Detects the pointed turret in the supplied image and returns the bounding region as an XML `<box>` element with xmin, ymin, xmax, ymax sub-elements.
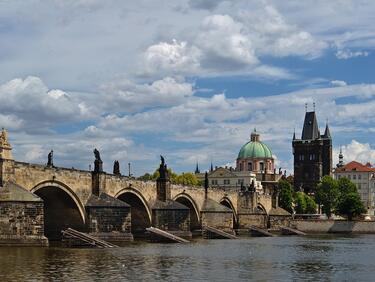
<box><xmin>323</xmin><ymin>122</ymin><xmax>331</xmax><ymax>139</ymax></box>
<box><xmin>210</xmin><ymin>162</ymin><xmax>213</xmax><ymax>172</ymax></box>
<box><xmin>195</xmin><ymin>162</ymin><xmax>200</xmax><ymax>174</ymax></box>
<box><xmin>293</xmin><ymin>129</ymin><xmax>296</xmax><ymax>140</ymax></box>
<box><xmin>301</xmin><ymin>111</ymin><xmax>320</xmax><ymax>140</ymax></box>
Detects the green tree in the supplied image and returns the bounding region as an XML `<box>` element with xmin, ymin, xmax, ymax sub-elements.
<box><xmin>315</xmin><ymin>176</ymin><xmax>339</xmax><ymax>218</ymax></box>
<box><xmin>336</xmin><ymin>192</ymin><xmax>366</xmax><ymax>220</ymax></box>
<box><xmin>305</xmin><ymin>194</ymin><xmax>317</xmax><ymax>214</ymax></box>
<box><xmin>294</xmin><ymin>192</ymin><xmax>307</xmax><ymax>214</ymax></box>
<box><xmin>278</xmin><ymin>179</ymin><xmax>293</xmax><ymax>213</ymax></box>
<box><xmin>175</xmin><ymin>172</ymin><xmax>199</xmax><ymax>186</ymax></box>
<box><xmin>337</xmin><ymin>177</ymin><xmax>357</xmax><ymax>195</ymax></box>
<box><xmin>336</xmin><ymin>177</ymin><xmax>366</xmax><ymax>220</ymax></box>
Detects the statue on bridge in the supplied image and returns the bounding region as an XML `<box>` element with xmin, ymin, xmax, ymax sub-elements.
<box><xmin>113</xmin><ymin>160</ymin><xmax>120</xmax><ymax>175</ymax></box>
<box><xmin>158</xmin><ymin>155</ymin><xmax>168</xmax><ymax>179</ymax></box>
<box><xmin>47</xmin><ymin>150</ymin><xmax>54</xmax><ymax>167</ymax></box>
<box><xmin>93</xmin><ymin>148</ymin><xmax>103</xmax><ymax>173</ymax></box>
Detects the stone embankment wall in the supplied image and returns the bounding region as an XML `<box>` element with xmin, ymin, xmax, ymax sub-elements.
<box><xmin>292</xmin><ymin>219</ymin><xmax>375</xmax><ymax>233</ymax></box>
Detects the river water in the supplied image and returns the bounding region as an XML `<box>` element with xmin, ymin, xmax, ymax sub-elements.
<box><xmin>1</xmin><ymin>234</ymin><xmax>375</xmax><ymax>281</ymax></box>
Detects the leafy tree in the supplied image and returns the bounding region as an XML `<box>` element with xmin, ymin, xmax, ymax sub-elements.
<box><xmin>175</xmin><ymin>172</ymin><xmax>199</xmax><ymax>186</ymax></box>
<box><xmin>336</xmin><ymin>192</ymin><xmax>366</xmax><ymax>220</ymax></box>
<box><xmin>315</xmin><ymin>176</ymin><xmax>339</xmax><ymax>218</ymax></box>
<box><xmin>278</xmin><ymin>179</ymin><xmax>294</xmax><ymax>213</ymax></box>
<box><xmin>138</xmin><ymin>169</ymin><xmax>200</xmax><ymax>186</ymax></box>
<box><xmin>294</xmin><ymin>192</ymin><xmax>307</xmax><ymax>214</ymax></box>
<box><xmin>336</xmin><ymin>177</ymin><xmax>366</xmax><ymax>220</ymax></box>
<box><xmin>304</xmin><ymin>194</ymin><xmax>317</xmax><ymax>214</ymax></box>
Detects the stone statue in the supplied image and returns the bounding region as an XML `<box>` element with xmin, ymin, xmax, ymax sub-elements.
<box><xmin>94</xmin><ymin>148</ymin><xmax>102</xmax><ymax>162</ymax></box>
<box><xmin>113</xmin><ymin>160</ymin><xmax>120</xmax><ymax>175</ymax></box>
<box><xmin>47</xmin><ymin>150</ymin><xmax>53</xmax><ymax>167</ymax></box>
<box><xmin>158</xmin><ymin>155</ymin><xmax>168</xmax><ymax>179</ymax></box>
<box><xmin>93</xmin><ymin>148</ymin><xmax>103</xmax><ymax>172</ymax></box>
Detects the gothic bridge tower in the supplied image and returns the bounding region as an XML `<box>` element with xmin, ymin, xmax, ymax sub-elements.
<box><xmin>292</xmin><ymin>109</ymin><xmax>332</xmax><ymax>194</ymax></box>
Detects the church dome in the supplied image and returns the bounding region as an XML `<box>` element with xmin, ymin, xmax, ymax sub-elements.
<box><xmin>237</xmin><ymin>131</ymin><xmax>273</xmax><ymax>159</ymax></box>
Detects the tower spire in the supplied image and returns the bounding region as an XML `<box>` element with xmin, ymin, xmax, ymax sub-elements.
<box><xmin>323</xmin><ymin>119</ymin><xmax>331</xmax><ymax>139</ymax></box>
<box><xmin>293</xmin><ymin>128</ymin><xmax>296</xmax><ymax>140</ymax></box>
<box><xmin>195</xmin><ymin>162</ymin><xmax>200</xmax><ymax>174</ymax></box>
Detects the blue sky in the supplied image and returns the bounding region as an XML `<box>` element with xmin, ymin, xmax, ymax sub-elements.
<box><xmin>1</xmin><ymin>0</ymin><xmax>375</xmax><ymax>175</ymax></box>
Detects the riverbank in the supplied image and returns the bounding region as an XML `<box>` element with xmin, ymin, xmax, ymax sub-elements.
<box><xmin>291</xmin><ymin>219</ymin><xmax>375</xmax><ymax>233</ymax></box>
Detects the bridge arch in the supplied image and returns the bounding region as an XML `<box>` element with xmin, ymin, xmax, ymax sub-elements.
<box><xmin>173</xmin><ymin>193</ymin><xmax>200</xmax><ymax>231</ymax></box>
<box><xmin>220</xmin><ymin>197</ymin><xmax>238</xmax><ymax>228</ymax></box>
<box><xmin>115</xmin><ymin>188</ymin><xmax>152</xmax><ymax>236</ymax></box>
<box><xmin>31</xmin><ymin>180</ymin><xmax>86</xmax><ymax>240</ymax></box>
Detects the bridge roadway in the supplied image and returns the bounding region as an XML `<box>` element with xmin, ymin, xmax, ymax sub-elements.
<box><xmin>6</xmin><ymin>159</ymin><xmax>273</xmax><ymax>234</ymax></box>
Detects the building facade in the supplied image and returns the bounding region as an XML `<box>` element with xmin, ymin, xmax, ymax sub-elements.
<box><xmin>293</xmin><ymin>111</ymin><xmax>332</xmax><ymax>193</ymax></box>
<box><xmin>334</xmin><ymin>161</ymin><xmax>375</xmax><ymax>215</ymax></box>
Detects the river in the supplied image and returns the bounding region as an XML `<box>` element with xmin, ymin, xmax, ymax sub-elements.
<box><xmin>1</xmin><ymin>234</ymin><xmax>375</xmax><ymax>281</ymax></box>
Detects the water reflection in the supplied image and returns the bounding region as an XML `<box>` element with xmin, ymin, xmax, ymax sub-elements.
<box><xmin>1</xmin><ymin>235</ymin><xmax>375</xmax><ymax>281</ymax></box>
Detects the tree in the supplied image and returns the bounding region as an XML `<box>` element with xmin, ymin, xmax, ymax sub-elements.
<box><xmin>315</xmin><ymin>176</ymin><xmax>339</xmax><ymax>218</ymax></box>
<box><xmin>278</xmin><ymin>179</ymin><xmax>293</xmax><ymax>213</ymax></box>
<box><xmin>175</xmin><ymin>172</ymin><xmax>200</xmax><ymax>186</ymax></box>
<box><xmin>294</xmin><ymin>192</ymin><xmax>307</xmax><ymax>214</ymax></box>
<box><xmin>305</xmin><ymin>194</ymin><xmax>317</xmax><ymax>214</ymax></box>
<box><xmin>336</xmin><ymin>192</ymin><xmax>366</xmax><ymax>220</ymax></box>
<box><xmin>336</xmin><ymin>177</ymin><xmax>366</xmax><ymax>220</ymax></box>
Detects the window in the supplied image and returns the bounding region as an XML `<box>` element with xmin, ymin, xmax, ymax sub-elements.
<box><xmin>211</xmin><ymin>180</ymin><xmax>218</xmax><ymax>185</ymax></box>
<box><xmin>299</xmin><ymin>154</ymin><xmax>305</xmax><ymax>161</ymax></box>
<box><xmin>348</xmin><ymin>175</ymin><xmax>351</xmax><ymax>180</ymax></box>
<box><xmin>353</xmin><ymin>174</ymin><xmax>357</xmax><ymax>180</ymax></box>
<box><xmin>260</xmin><ymin>162</ymin><xmax>264</xmax><ymax>171</ymax></box>
<box><xmin>239</xmin><ymin>163</ymin><xmax>243</xmax><ymax>171</ymax></box>
<box><xmin>358</xmin><ymin>174</ymin><xmax>362</xmax><ymax>180</ymax></box>
<box><xmin>309</xmin><ymin>154</ymin><xmax>315</xmax><ymax>161</ymax></box>
<box><xmin>358</xmin><ymin>184</ymin><xmax>361</xmax><ymax>190</ymax></box>
<box><xmin>338</xmin><ymin>175</ymin><xmax>341</xmax><ymax>179</ymax></box>
<box><xmin>248</xmin><ymin>162</ymin><xmax>252</xmax><ymax>171</ymax></box>
<box><xmin>224</xmin><ymin>179</ymin><xmax>230</xmax><ymax>185</ymax></box>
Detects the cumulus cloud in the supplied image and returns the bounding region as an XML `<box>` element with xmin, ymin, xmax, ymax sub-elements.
<box><xmin>100</xmin><ymin>76</ymin><xmax>195</xmax><ymax>112</ymax></box>
<box><xmin>335</xmin><ymin>140</ymin><xmax>375</xmax><ymax>165</ymax></box>
<box><xmin>141</xmin><ymin>40</ymin><xmax>201</xmax><ymax>77</ymax></box>
<box><xmin>0</xmin><ymin>76</ymin><xmax>89</xmax><ymax>130</ymax></box>
<box><xmin>141</xmin><ymin>4</ymin><xmax>326</xmax><ymax>77</ymax></box>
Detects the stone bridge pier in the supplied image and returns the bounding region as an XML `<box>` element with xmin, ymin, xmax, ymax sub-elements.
<box><xmin>0</xmin><ymin>130</ymin><xmax>287</xmax><ymax>245</ymax></box>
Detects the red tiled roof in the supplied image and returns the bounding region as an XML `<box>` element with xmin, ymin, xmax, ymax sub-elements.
<box><xmin>335</xmin><ymin>161</ymin><xmax>375</xmax><ymax>173</ymax></box>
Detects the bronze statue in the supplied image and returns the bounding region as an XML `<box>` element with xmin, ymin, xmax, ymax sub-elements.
<box><xmin>93</xmin><ymin>148</ymin><xmax>103</xmax><ymax>172</ymax></box>
<box><xmin>47</xmin><ymin>150</ymin><xmax>53</xmax><ymax>167</ymax></box>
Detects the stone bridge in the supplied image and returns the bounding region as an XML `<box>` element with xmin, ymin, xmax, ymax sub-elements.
<box><xmin>0</xmin><ymin>130</ymin><xmax>282</xmax><ymax>243</ymax></box>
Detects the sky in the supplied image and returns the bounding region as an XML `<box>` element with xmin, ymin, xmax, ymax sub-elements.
<box><xmin>1</xmin><ymin>0</ymin><xmax>375</xmax><ymax>176</ymax></box>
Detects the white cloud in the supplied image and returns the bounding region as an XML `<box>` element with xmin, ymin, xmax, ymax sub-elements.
<box><xmin>100</xmin><ymin>76</ymin><xmax>194</xmax><ymax>112</ymax></box>
<box><xmin>0</xmin><ymin>76</ymin><xmax>89</xmax><ymax>130</ymax></box>
<box><xmin>335</xmin><ymin>49</ymin><xmax>369</xmax><ymax>59</ymax></box>
<box><xmin>141</xmin><ymin>40</ymin><xmax>201</xmax><ymax>77</ymax></box>
<box><xmin>331</xmin><ymin>80</ymin><xmax>347</xmax><ymax>87</ymax></box>
<box><xmin>334</xmin><ymin>140</ymin><xmax>375</xmax><ymax>166</ymax></box>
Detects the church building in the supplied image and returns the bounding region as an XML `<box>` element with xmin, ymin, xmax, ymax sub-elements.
<box><xmin>293</xmin><ymin>109</ymin><xmax>332</xmax><ymax>193</ymax></box>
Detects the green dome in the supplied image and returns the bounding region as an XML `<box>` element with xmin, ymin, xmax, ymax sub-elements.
<box><xmin>237</xmin><ymin>141</ymin><xmax>273</xmax><ymax>159</ymax></box>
